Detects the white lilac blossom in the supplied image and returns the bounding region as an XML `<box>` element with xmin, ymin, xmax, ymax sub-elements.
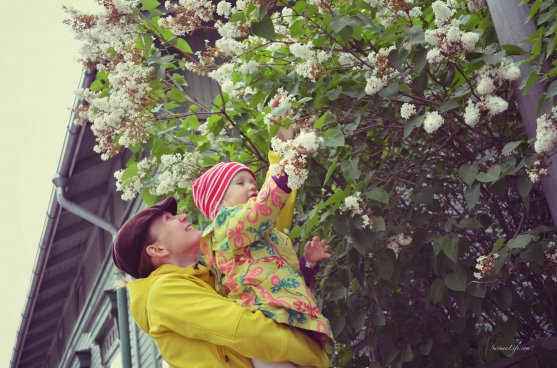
<box><xmin>431</xmin><ymin>1</ymin><xmax>455</xmax><ymax>27</ymax></box>
<box><xmin>288</xmin><ymin>42</ymin><xmax>330</xmax><ymax>81</ymax></box>
<box><xmin>290</xmin><ymin>42</ymin><xmax>314</xmax><ymax>59</ymax></box>
<box><xmin>114</xmin><ymin>157</ymin><xmax>155</xmax><ymax>200</ymax></box>
<box><xmin>364</xmin><ymin>46</ymin><xmax>397</xmax><ymax>95</ymax></box>
<box><xmin>426</xmin><ymin>48</ymin><xmax>444</xmax><ymax>65</ymax></box>
<box><xmin>64</xmin><ymin>4</ymin><xmax>139</xmax><ymax>65</ymax></box>
<box><xmin>534</xmin><ymin>106</ymin><xmax>557</xmax><ymax>154</ymax></box>
<box><xmin>474</xmin><ymin>253</ymin><xmax>499</xmax><ymax>279</ymax></box>
<box><xmin>216</xmin><ymin>1</ymin><xmax>233</xmax><ymax>18</ymax></box>
<box><xmin>216</xmin><ymin>21</ymin><xmax>243</xmax><ymax>39</ymax></box>
<box><xmin>215</xmin><ymin>37</ymin><xmax>247</xmax><ymax>57</ymax></box>
<box><xmin>386</xmin><ymin>232</ymin><xmax>413</xmax><ymax>258</ymax></box>
<box><xmin>424</xmin><ymin>2</ymin><xmax>480</xmax><ymax>64</ymax></box>
<box><xmin>263</xmin><ymin>88</ymin><xmax>297</xmax><ymax>127</ymax></box>
<box><xmin>160</xmin><ymin>0</ymin><xmax>215</xmax><ymax>36</ymax></box>
<box><xmin>423</xmin><ymin>111</ymin><xmax>444</xmax><ymax>133</ymax></box>
<box><xmin>527</xmin><ymin>160</ymin><xmax>550</xmax><ymax>183</ymax></box>
<box><xmin>408</xmin><ymin>6</ymin><xmax>422</xmax><ymax>18</ymax></box>
<box><xmin>238</xmin><ymin>60</ymin><xmax>259</xmax><ymax>75</ymax></box>
<box><xmin>400</xmin><ymin>103</ymin><xmax>417</xmax><ymax>120</ymax></box>
<box><xmin>464</xmin><ymin>100</ymin><xmax>481</xmax><ymax>127</ymax></box>
<box><xmin>467</xmin><ymin>0</ymin><xmax>487</xmax><ymax>12</ymax></box>
<box><xmin>483</xmin><ymin>95</ymin><xmax>508</xmax><ymax>115</ymax></box>
<box><xmin>270</xmin><ymin>130</ymin><xmax>322</xmax><ymax>189</ymax></box>
<box><xmin>340</xmin><ymin>192</ymin><xmax>373</xmax><ymax>229</ymax></box>
<box><xmin>152</xmin><ymin>152</ymin><xmax>203</xmax><ymax>195</ymax></box>
<box><xmin>542</xmin><ymin>242</ymin><xmax>557</xmax><ymax>282</ymax></box>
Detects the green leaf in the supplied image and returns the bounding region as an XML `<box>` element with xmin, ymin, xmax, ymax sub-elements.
<box><xmin>468</xmin><ymin>283</ymin><xmax>487</xmax><ymax>298</ymax></box>
<box><xmin>167</xmin><ymin>87</ymin><xmax>186</xmax><ymax>102</ymax></box>
<box><xmin>444</xmin><ymin>270</ymin><xmax>467</xmax><ymax>292</ymax></box>
<box><xmin>250</xmin><ymin>15</ymin><xmax>276</xmax><ymax>40</ymax></box>
<box><xmin>141</xmin><ymin>0</ymin><xmax>160</xmax><ymax>10</ymax></box>
<box><xmin>517</xmin><ymin>173</ymin><xmax>533</xmax><ymax>199</ymax></box>
<box><xmin>521</xmin><ymin>67</ymin><xmax>540</xmax><ymax>94</ymax></box>
<box><xmin>313</xmin><ymin>112</ymin><xmax>329</xmax><ymax>129</ymax></box>
<box><xmin>458</xmin><ymin>162</ymin><xmax>478</xmax><ymax>186</ymax></box>
<box><xmin>289</xmin><ymin>18</ymin><xmax>305</xmax><ymax>37</ymax></box>
<box><xmin>476</xmin><ymin>165</ymin><xmax>501</xmax><ymax>183</ymax></box>
<box><xmin>372</xmin><ymin>308</ymin><xmax>386</xmax><ymax>326</ymax></box>
<box><xmin>442</xmin><ymin>236</ymin><xmax>459</xmax><ymax>263</ymax></box>
<box><xmin>501</xmin><ymin>44</ymin><xmax>528</xmax><ymax>56</ymax></box>
<box><xmin>464</xmin><ymin>184</ymin><xmax>480</xmax><ymax>209</ymax></box>
<box><xmin>323</xmin><ymin>126</ymin><xmax>345</xmax><ymax>147</ymax></box>
<box><xmin>439</xmin><ymin>99</ymin><xmax>459</xmax><ymax>112</ymax></box>
<box><xmin>372</xmin><ymin>216</ymin><xmax>385</xmax><ymax>232</ymax></box>
<box><xmin>330</xmin><ymin>15</ymin><xmax>356</xmax><ymax>41</ymax></box>
<box><xmin>456</xmin><ymin>217</ymin><xmax>483</xmax><ymax>229</ymax></box>
<box><xmin>507</xmin><ymin>234</ymin><xmax>533</xmax><ymax>249</ymax></box>
<box><xmin>342</xmin><ymin>158</ymin><xmax>361</xmax><ymax>180</ymax></box>
<box><xmin>378</xmin><ymin>82</ymin><xmax>400</xmax><ymax>98</ymax></box>
<box><xmin>492</xmin><ymin>237</ymin><xmax>505</xmax><ymax>254</ymax></box>
<box><xmin>366</xmin><ymin>187</ymin><xmax>389</xmax><ymax>204</ymax></box>
<box><xmin>546</xmin><ymin>80</ymin><xmax>557</xmax><ymax>99</ymax></box>
<box><xmin>502</xmin><ymin>140</ymin><xmax>523</xmax><ymax>156</ymax></box>
<box><xmin>403</xmin><ymin>115</ymin><xmax>424</xmax><ymax>138</ymax></box>
<box><xmin>172</xmin><ymin>38</ymin><xmax>193</xmax><ymax>54</ymax></box>
<box><xmin>430</xmin><ymin>279</ymin><xmax>446</xmax><ymax>303</ymax></box>
<box><xmin>323</xmin><ymin>162</ymin><xmax>337</xmax><ymax>186</ymax></box>
<box><xmin>372</xmin><ymin>252</ymin><xmax>393</xmax><ymax>281</ymax></box>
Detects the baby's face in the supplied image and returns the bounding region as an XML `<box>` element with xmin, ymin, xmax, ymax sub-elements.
<box><xmin>222</xmin><ymin>170</ymin><xmax>258</xmax><ymax>207</ymax></box>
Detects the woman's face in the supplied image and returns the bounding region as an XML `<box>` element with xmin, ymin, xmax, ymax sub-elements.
<box><xmin>148</xmin><ymin>212</ymin><xmax>202</xmax><ymax>257</ymax></box>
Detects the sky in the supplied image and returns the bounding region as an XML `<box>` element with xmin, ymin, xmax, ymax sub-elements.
<box><xmin>0</xmin><ymin>1</ymin><xmax>100</xmax><ymax>365</ymax></box>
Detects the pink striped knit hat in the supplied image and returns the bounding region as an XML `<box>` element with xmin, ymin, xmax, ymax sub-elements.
<box><xmin>192</xmin><ymin>162</ymin><xmax>256</xmax><ymax>220</ymax></box>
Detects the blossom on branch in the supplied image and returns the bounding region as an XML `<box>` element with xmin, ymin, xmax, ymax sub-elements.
<box><xmin>270</xmin><ymin>130</ymin><xmax>322</xmax><ymax>189</ymax></box>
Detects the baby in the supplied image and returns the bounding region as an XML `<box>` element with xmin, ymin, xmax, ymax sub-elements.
<box><xmin>192</xmin><ymin>161</ymin><xmax>333</xmax><ymax>345</ymax></box>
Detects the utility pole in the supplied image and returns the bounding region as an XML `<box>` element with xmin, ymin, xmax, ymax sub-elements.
<box><xmin>487</xmin><ymin>0</ymin><xmax>557</xmax><ymax>226</ymax></box>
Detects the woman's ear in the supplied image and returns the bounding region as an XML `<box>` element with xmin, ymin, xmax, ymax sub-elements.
<box><xmin>145</xmin><ymin>244</ymin><xmax>169</xmax><ymax>258</ymax></box>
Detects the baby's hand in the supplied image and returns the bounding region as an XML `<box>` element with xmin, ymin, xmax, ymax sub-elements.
<box><xmin>303</xmin><ymin>236</ymin><xmax>331</xmax><ymax>267</ymax></box>
<box><xmin>269</xmin><ymin>95</ymin><xmax>295</xmax><ymax>141</ymax></box>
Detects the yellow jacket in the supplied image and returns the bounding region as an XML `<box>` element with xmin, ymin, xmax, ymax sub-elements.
<box><xmin>127</xmin><ymin>263</ymin><xmax>329</xmax><ymax>368</ymax></box>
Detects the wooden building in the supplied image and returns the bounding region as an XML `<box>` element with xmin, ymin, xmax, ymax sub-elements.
<box><xmin>11</xmin><ymin>34</ymin><xmax>217</xmax><ymax>367</ymax></box>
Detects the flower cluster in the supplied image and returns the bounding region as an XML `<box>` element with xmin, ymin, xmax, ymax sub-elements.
<box><xmin>65</xmin><ymin>2</ymin><xmax>158</xmax><ymax>159</ymax></box>
<box><xmin>464</xmin><ymin>58</ymin><xmax>521</xmax><ymax>127</ymax></box>
<box><xmin>270</xmin><ymin>130</ymin><xmax>322</xmax><ymax>189</ymax></box>
<box><xmin>474</xmin><ymin>253</ymin><xmax>499</xmax><ymax>280</ymax></box>
<box><xmin>386</xmin><ymin>232</ymin><xmax>413</xmax><ymax>258</ymax></box>
<box><xmin>425</xmin><ymin>1</ymin><xmax>480</xmax><ymax>64</ymax></box>
<box><xmin>151</xmin><ymin>152</ymin><xmax>203</xmax><ymax>195</ymax></box>
<box><xmin>542</xmin><ymin>241</ymin><xmax>557</xmax><ymax>282</ymax></box>
<box><xmin>114</xmin><ymin>157</ymin><xmax>155</xmax><ymax>200</ymax></box>
<box><xmin>400</xmin><ymin>103</ymin><xmax>417</xmax><ymax>120</ymax></box>
<box><xmin>423</xmin><ymin>111</ymin><xmax>445</xmax><ymax>133</ymax></box>
<box><xmin>534</xmin><ymin>106</ymin><xmax>557</xmax><ymax>154</ymax></box>
<box><xmin>467</xmin><ymin>0</ymin><xmax>487</xmax><ymax>12</ymax></box>
<box><xmin>77</xmin><ymin>61</ymin><xmax>156</xmax><ymax>159</ymax></box>
<box><xmin>363</xmin><ymin>0</ymin><xmax>423</xmax><ymax>27</ymax></box>
<box><xmin>263</xmin><ymin>88</ymin><xmax>297</xmax><ymax>127</ymax></box>
<box><xmin>160</xmin><ymin>0</ymin><xmax>215</xmax><ymax>36</ymax></box>
<box><xmin>364</xmin><ymin>46</ymin><xmax>397</xmax><ymax>96</ymax></box>
<box><xmin>63</xmin><ymin>1</ymin><xmax>140</xmax><ymax>67</ymax></box>
<box><xmin>289</xmin><ymin>41</ymin><xmax>330</xmax><ymax>81</ymax></box>
<box><xmin>527</xmin><ymin>159</ymin><xmax>550</xmax><ymax>183</ymax></box>
<box><xmin>340</xmin><ymin>192</ymin><xmax>373</xmax><ymax>229</ymax></box>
